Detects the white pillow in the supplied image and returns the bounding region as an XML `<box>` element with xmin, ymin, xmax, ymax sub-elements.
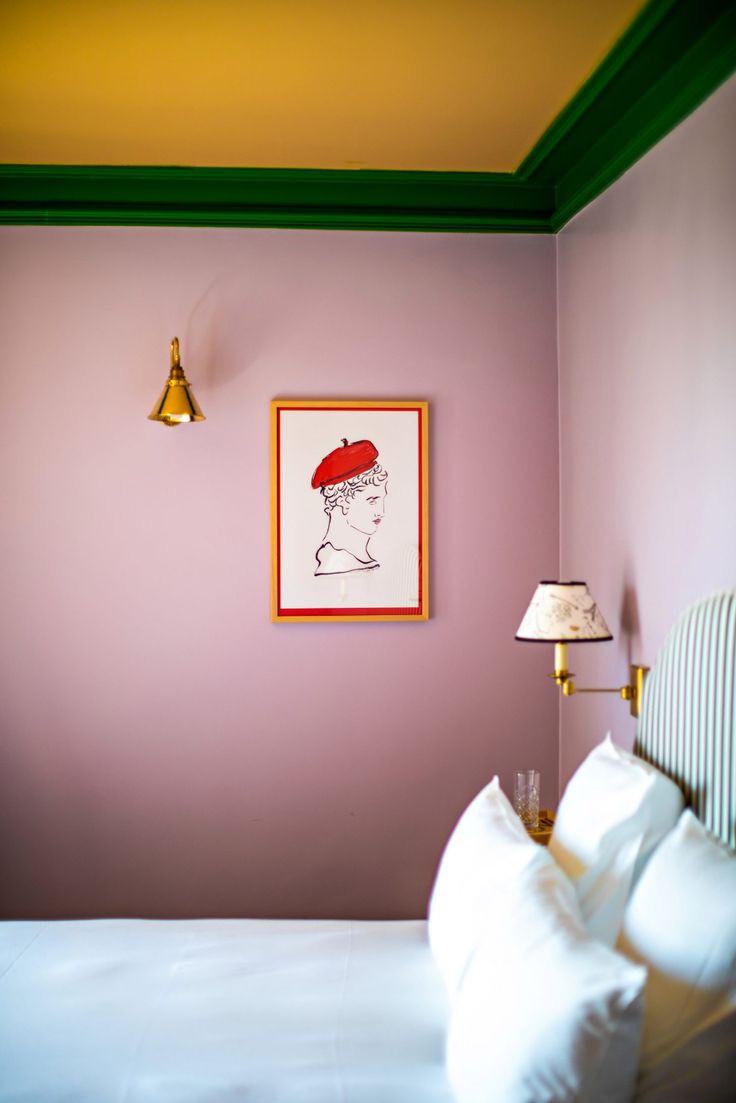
<box><xmin>447</xmin><ymin>853</ymin><xmax>646</xmax><ymax>1103</ymax></box>
<box><xmin>617</xmin><ymin>810</ymin><xmax>736</xmax><ymax>1078</ymax></box>
<box><xmin>428</xmin><ymin>776</ymin><xmax>548</xmax><ymax>997</ymax></box>
<box><xmin>549</xmin><ymin>734</ymin><xmax>684</xmax><ymax>944</ymax></box>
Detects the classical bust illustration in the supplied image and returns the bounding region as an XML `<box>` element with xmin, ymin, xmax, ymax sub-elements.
<box><xmin>311</xmin><ymin>438</ymin><xmax>388</xmax><ymax>576</ymax></box>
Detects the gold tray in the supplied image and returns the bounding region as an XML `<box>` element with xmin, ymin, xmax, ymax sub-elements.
<box><xmin>528</xmin><ymin>809</ymin><xmax>556</xmax><ymax>846</ymax></box>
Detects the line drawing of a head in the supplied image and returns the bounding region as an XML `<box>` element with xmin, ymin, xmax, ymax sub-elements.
<box><xmin>310</xmin><ymin>438</ymin><xmax>389</xmax><ymax>575</ymax></box>
<box><xmin>320</xmin><ymin>465</ymin><xmax>388</xmax><ymax>534</ymax></box>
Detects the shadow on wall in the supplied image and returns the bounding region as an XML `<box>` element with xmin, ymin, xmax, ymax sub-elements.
<box><xmin>184</xmin><ymin>275</ymin><xmax>276</xmax><ymax>391</ymax></box>
<box><xmin>619</xmin><ymin>575</ymin><xmax>642</xmax><ymax>666</ymax></box>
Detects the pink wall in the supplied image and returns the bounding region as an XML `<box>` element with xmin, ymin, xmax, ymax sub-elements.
<box><xmin>0</xmin><ymin>228</ymin><xmax>559</xmax><ymax>918</ymax></box>
<box><xmin>556</xmin><ymin>75</ymin><xmax>736</xmax><ymax>786</ymax></box>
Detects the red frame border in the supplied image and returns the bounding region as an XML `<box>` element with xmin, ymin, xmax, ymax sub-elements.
<box><xmin>274</xmin><ymin>404</ymin><xmax>426</xmax><ymax>620</ymax></box>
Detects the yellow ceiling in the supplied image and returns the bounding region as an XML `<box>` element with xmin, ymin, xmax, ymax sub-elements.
<box><xmin>0</xmin><ymin>0</ymin><xmax>647</xmax><ymax>172</ymax></box>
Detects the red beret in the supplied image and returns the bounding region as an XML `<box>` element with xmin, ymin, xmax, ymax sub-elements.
<box><xmin>311</xmin><ymin>438</ymin><xmax>379</xmax><ymax>489</ymax></box>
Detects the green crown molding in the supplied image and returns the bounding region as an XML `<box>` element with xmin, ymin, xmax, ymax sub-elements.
<box><xmin>522</xmin><ymin>0</ymin><xmax>736</xmax><ymax>230</ymax></box>
<box><xmin>0</xmin><ymin>165</ymin><xmax>554</xmax><ymax>233</ymax></box>
<box><xmin>0</xmin><ymin>0</ymin><xmax>734</xmax><ymax>233</ymax></box>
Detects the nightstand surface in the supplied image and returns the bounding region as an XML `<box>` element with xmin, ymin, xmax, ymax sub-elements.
<box><xmin>528</xmin><ymin>809</ymin><xmax>556</xmax><ymax>846</ymax></box>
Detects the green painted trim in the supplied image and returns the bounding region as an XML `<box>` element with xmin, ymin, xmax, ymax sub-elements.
<box><xmin>551</xmin><ymin>6</ymin><xmax>736</xmax><ymax>230</ymax></box>
<box><xmin>0</xmin><ymin>165</ymin><xmax>554</xmax><ymax>233</ymax></box>
<box><xmin>0</xmin><ymin>0</ymin><xmax>733</xmax><ymax>233</ymax></box>
<box><xmin>517</xmin><ymin>0</ymin><xmax>682</xmax><ymax>182</ymax></box>
<box><xmin>520</xmin><ymin>0</ymin><xmax>736</xmax><ymax>230</ymax></box>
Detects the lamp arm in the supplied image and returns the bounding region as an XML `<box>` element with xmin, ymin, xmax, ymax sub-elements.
<box><xmin>563</xmin><ymin>684</ymin><xmax>632</xmax><ymax>696</ymax></box>
<box><xmin>549</xmin><ymin>655</ymin><xmax>648</xmax><ymax>718</ymax></box>
<box><xmin>569</xmin><ymin>683</ymin><xmax>631</xmax><ymax>692</ymax></box>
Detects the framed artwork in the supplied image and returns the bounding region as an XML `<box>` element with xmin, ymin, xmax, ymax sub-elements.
<box><xmin>271</xmin><ymin>399</ymin><xmax>429</xmax><ymax>622</ymax></box>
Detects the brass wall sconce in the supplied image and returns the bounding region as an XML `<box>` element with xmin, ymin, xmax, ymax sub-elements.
<box><xmin>148</xmin><ymin>337</ymin><xmax>206</xmax><ymax>427</ymax></box>
<box><xmin>516</xmin><ymin>581</ymin><xmax>648</xmax><ymax>718</ymax></box>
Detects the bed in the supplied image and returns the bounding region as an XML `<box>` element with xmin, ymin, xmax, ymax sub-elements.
<box><xmin>1</xmin><ymin>589</ymin><xmax>734</xmax><ymax>1102</ymax></box>
<box><xmin>0</xmin><ymin>918</ymin><xmax>452</xmax><ymax>1102</ymax></box>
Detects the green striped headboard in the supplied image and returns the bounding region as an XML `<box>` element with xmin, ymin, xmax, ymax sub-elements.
<box><xmin>635</xmin><ymin>589</ymin><xmax>736</xmax><ymax>849</ymax></box>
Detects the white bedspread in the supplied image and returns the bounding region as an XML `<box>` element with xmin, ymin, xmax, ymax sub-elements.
<box><xmin>0</xmin><ymin>918</ymin><xmax>453</xmax><ymax>1102</ymax></box>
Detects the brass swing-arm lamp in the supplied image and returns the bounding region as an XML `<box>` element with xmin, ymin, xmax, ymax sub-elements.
<box><xmin>516</xmin><ymin>581</ymin><xmax>648</xmax><ymax>718</ymax></box>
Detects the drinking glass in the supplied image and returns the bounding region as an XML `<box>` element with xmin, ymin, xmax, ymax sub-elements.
<box><xmin>514</xmin><ymin>769</ymin><xmax>540</xmax><ymax>830</ymax></box>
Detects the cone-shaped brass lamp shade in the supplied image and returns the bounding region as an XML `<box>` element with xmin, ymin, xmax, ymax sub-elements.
<box><xmin>148</xmin><ymin>337</ymin><xmax>206</xmax><ymax>426</ymax></box>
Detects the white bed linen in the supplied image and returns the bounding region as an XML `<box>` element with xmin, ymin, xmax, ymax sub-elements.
<box><xmin>0</xmin><ymin>918</ymin><xmax>453</xmax><ymax>1103</ymax></box>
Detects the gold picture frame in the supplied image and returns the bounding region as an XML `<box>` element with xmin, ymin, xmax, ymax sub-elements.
<box><xmin>271</xmin><ymin>399</ymin><xmax>429</xmax><ymax>622</ymax></box>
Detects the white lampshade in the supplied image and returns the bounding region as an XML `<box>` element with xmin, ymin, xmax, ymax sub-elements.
<box><xmin>515</xmin><ymin>581</ymin><xmax>612</xmax><ymax>643</ymax></box>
